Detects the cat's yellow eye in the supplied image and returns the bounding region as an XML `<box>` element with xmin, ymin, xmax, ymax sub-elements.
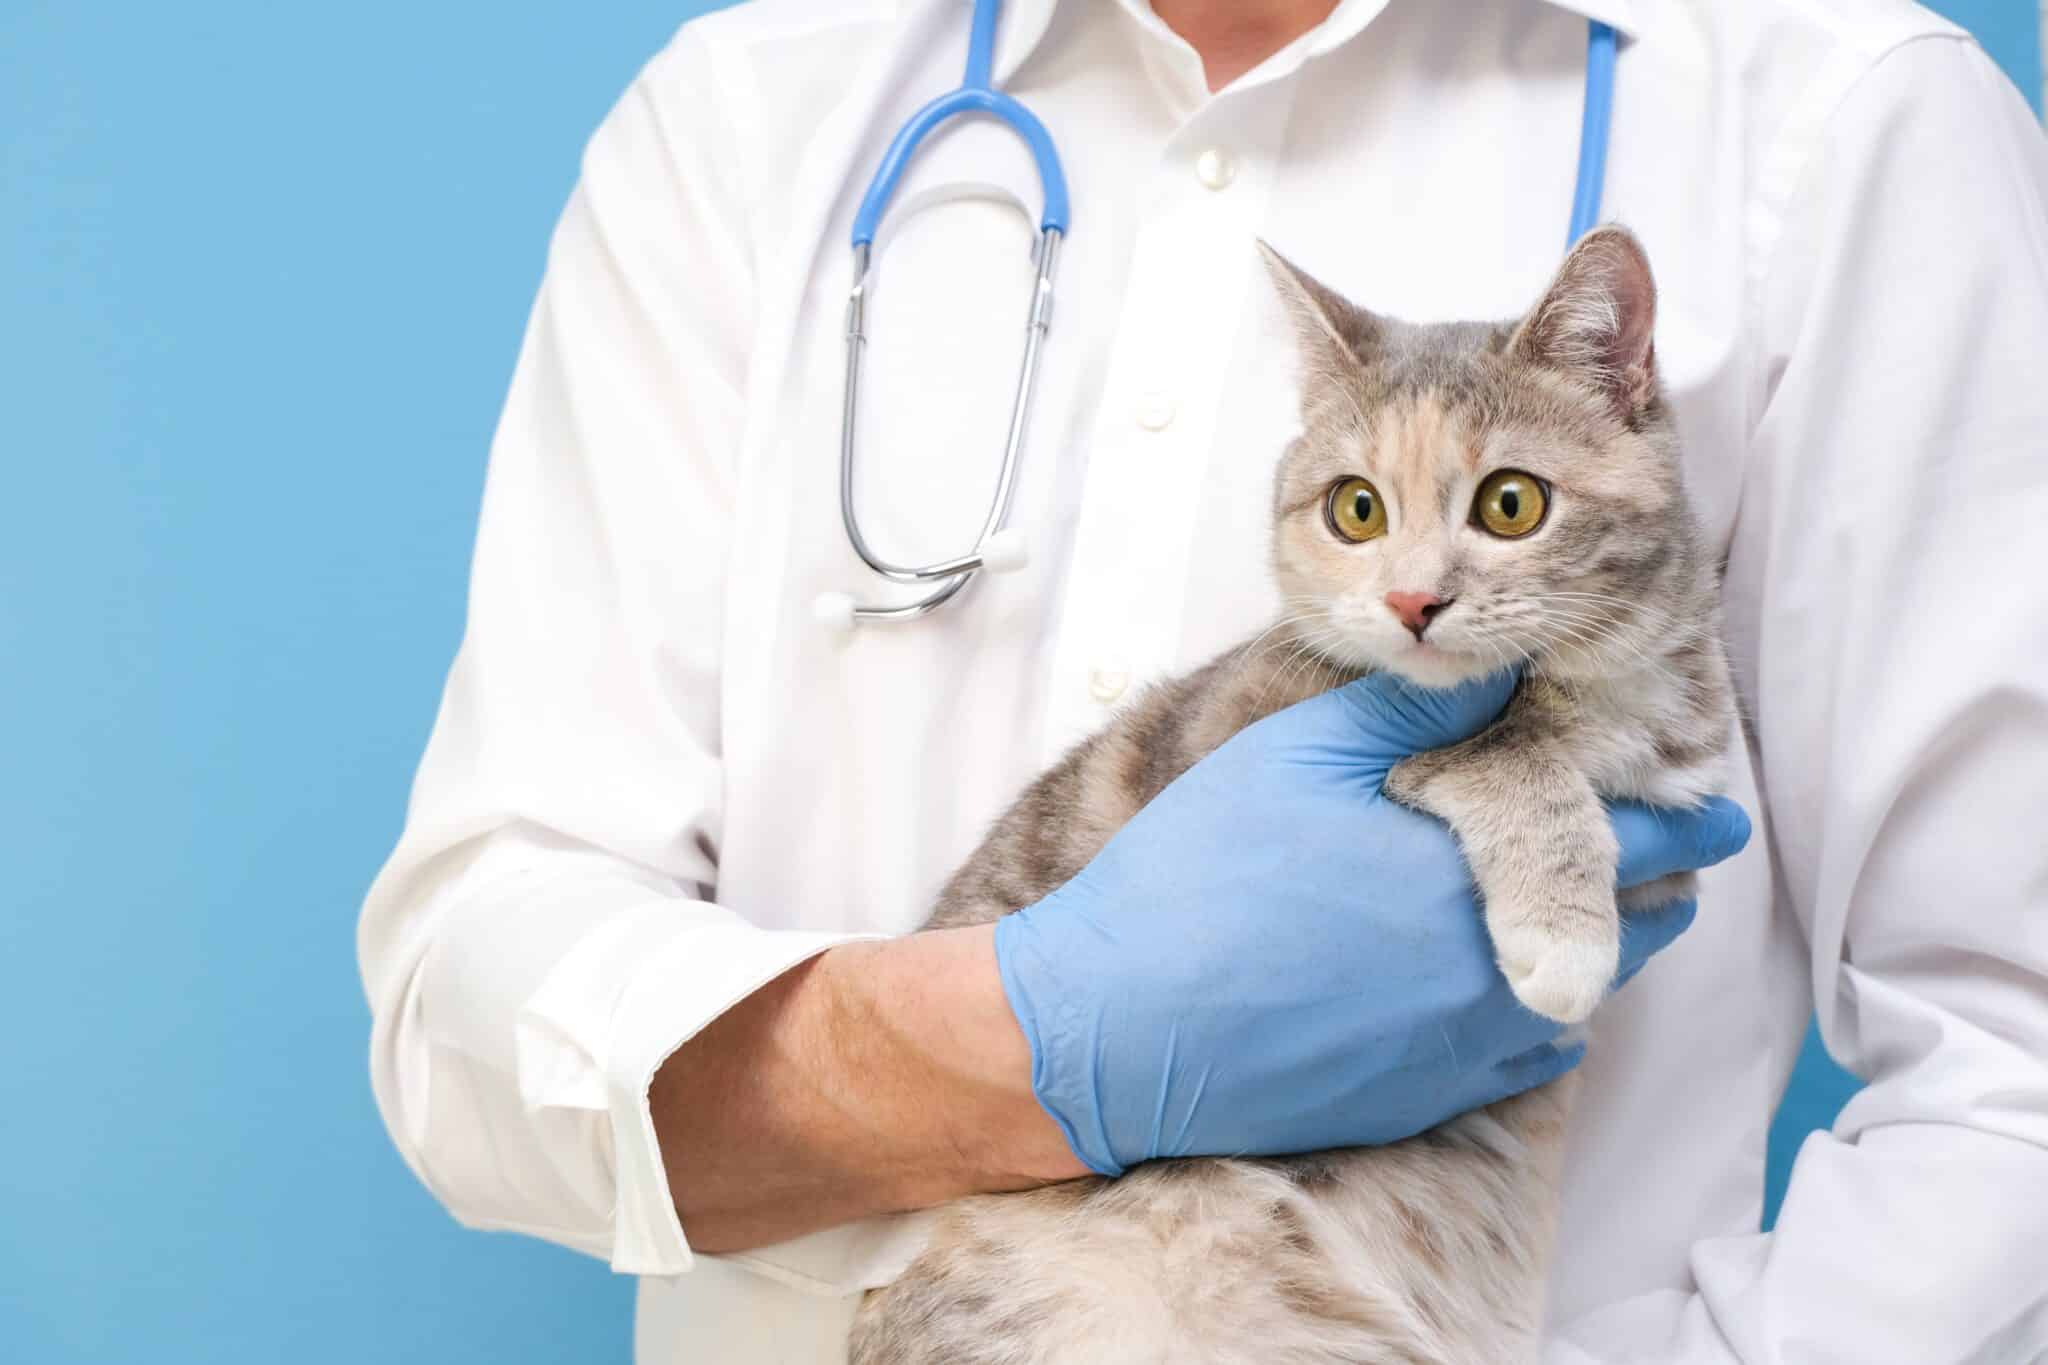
<box><xmin>1473</xmin><ymin>470</ymin><xmax>1548</xmax><ymax>538</ymax></box>
<box><xmin>1326</xmin><ymin>477</ymin><xmax>1388</xmax><ymax>543</ymax></box>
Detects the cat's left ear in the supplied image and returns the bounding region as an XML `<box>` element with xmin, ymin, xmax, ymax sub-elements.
<box><xmin>1509</xmin><ymin>225</ymin><xmax>1658</xmax><ymax>420</ymax></box>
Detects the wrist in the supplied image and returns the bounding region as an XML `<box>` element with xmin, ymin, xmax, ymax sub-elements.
<box><xmin>813</xmin><ymin>927</ymin><xmax>1088</xmax><ymax>1201</ymax></box>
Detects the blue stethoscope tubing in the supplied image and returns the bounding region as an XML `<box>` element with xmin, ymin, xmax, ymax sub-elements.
<box><xmin>820</xmin><ymin>0</ymin><xmax>1616</xmax><ymax>630</ymax></box>
<box><xmin>850</xmin><ymin>0</ymin><xmax>1070</xmax><ymax>247</ymax></box>
<box><xmin>1570</xmin><ymin>21</ymin><xmax>1618</xmax><ymax>246</ymax></box>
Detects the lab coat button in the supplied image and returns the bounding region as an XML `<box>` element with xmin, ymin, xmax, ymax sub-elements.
<box><xmin>1088</xmin><ymin>668</ymin><xmax>1129</xmax><ymax>703</ymax></box>
<box><xmin>1195</xmin><ymin>148</ymin><xmax>1236</xmax><ymax>190</ymax></box>
<box><xmin>1135</xmin><ymin>393</ymin><xmax>1176</xmax><ymax>431</ymax></box>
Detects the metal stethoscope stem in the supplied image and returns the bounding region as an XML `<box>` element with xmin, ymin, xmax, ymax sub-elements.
<box><xmin>830</xmin><ymin>228</ymin><xmax>1059</xmax><ymax>625</ymax></box>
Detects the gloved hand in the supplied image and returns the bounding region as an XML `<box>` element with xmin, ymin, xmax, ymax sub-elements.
<box><xmin>993</xmin><ymin>671</ymin><xmax>1752</xmax><ymax>1178</ymax></box>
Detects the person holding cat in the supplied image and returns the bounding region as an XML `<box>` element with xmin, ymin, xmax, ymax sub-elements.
<box><xmin>359</xmin><ymin>0</ymin><xmax>2048</xmax><ymax>1360</ymax></box>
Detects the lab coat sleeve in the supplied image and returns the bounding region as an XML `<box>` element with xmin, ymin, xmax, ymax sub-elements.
<box><xmin>1550</xmin><ymin>35</ymin><xmax>2048</xmax><ymax>1364</ymax></box>
<box><xmin>357</xmin><ymin>28</ymin><xmax>868</xmax><ymax>1276</ymax></box>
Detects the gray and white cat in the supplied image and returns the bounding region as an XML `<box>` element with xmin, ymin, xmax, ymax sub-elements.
<box><xmin>850</xmin><ymin>227</ymin><xmax>1734</xmax><ymax>1364</ymax></box>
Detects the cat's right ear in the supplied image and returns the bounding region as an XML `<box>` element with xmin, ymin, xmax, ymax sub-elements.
<box><xmin>1258</xmin><ymin>241</ymin><xmax>1383</xmax><ymax>378</ymax></box>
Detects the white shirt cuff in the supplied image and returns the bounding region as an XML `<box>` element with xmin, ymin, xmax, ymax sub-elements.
<box><xmin>514</xmin><ymin>896</ymin><xmax>874</xmax><ymax>1275</ymax></box>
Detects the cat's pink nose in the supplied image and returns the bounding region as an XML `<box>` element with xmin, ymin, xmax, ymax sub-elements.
<box><xmin>1385</xmin><ymin>591</ymin><xmax>1452</xmax><ymax>640</ymax></box>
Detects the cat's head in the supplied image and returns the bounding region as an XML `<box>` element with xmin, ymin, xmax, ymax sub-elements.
<box><xmin>1263</xmin><ymin>226</ymin><xmax>1697</xmax><ymax>689</ymax></box>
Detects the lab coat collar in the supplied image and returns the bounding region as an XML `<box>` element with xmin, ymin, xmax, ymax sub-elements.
<box><xmin>985</xmin><ymin>0</ymin><xmax>1641</xmax><ymax>85</ymax></box>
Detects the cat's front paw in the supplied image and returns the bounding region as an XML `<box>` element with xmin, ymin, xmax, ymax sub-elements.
<box><xmin>1489</xmin><ymin>901</ymin><xmax>1619</xmax><ymax>1024</ymax></box>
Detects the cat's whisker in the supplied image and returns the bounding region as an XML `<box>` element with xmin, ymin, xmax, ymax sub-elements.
<box><xmin>1533</xmin><ymin>592</ymin><xmax>1726</xmax><ymax>648</ymax></box>
<box><xmin>1523</xmin><ymin>610</ymin><xmax>1646</xmax><ymax>671</ymax></box>
<box><xmin>1546</xmin><ymin>611</ymin><xmax>1671</xmax><ymax>661</ymax></box>
<box><xmin>1470</xmin><ymin>627</ymin><xmax>1525</xmax><ymax>675</ymax></box>
<box><xmin>1236</xmin><ymin>611</ymin><xmax>1322</xmax><ymax>669</ymax></box>
<box><xmin>1537</xmin><ymin>622</ymin><xmax>1647</xmax><ymax>667</ymax></box>
<box><xmin>1522</xmin><ymin>601</ymin><xmax>1652</xmax><ymax>646</ymax></box>
<box><xmin>1234</xmin><ymin>603</ymin><xmax>1340</xmax><ymax>664</ymax></box>
<box><xmin>1243</xmin><ymin>625</ymin><xmax>1355</xmax><ymax>716</ymax></box>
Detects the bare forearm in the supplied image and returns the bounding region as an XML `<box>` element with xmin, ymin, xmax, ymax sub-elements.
<box><xmin>649</xmin><ymin>925</ymin><xmax>1086</xmax><ymax>1253</ymax></box>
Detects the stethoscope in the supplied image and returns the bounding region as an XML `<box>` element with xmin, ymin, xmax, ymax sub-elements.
<box><xmin>815</xmin><ymin>0</ymin><xmax>1617</xmax><ymax>630</ymax></box>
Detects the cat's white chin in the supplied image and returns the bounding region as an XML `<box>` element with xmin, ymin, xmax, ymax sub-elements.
<box><xmin>1378</xmin><ymin>640</ymin><xmax>1497</xmax><ymax>690</ymax></box>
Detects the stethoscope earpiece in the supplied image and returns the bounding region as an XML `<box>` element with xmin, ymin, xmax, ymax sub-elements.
<box><xmin>812</xmin><ymin>591</ymin><xmax>858</xmax><ymax>635</ymax></box>
<box><xmin>979</xmin><ymin>527</ymin><xmax>1028</xmax><ymax>574</ymax></box>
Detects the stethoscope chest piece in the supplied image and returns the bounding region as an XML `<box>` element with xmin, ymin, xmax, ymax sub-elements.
<box><xmin>814</xmin><ymin>526</ymin><xmax>1029</xmax><ymax>633</ymax></box>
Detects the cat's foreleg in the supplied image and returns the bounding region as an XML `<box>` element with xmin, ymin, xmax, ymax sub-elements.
<box><xmin>1385</xmin><ymin>702</ymin><xmax>1618</xmax><ymax>1025</ymax></box>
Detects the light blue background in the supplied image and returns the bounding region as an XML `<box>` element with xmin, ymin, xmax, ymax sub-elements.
<box><xmin>1</xmin><ymin>3</ymin><xmax>2036</xmax><ymax>1361</ymax></box>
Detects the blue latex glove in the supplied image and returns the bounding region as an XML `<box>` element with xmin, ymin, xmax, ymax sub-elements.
<box><xmin>993</xmin><ymin>671</ymin><xmax>1752</xmax><ymax>1178</ymax></box>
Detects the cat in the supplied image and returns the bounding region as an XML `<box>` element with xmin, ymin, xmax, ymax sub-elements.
<box><xmin>849</xmin><ymin>226</ymin><xmax>1735</xmax><ymax>1364</ymax></box>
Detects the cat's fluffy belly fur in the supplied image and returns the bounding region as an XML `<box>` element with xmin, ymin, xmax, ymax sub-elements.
<box><xmin>852</xmin><ymin>1089</ymin><xmax>1574</xmax><ymax>1365</ymax></box>
<box><xmin>851</xmin><ymin>229</ymin><xmax>1735</xmax><ymax>1363</ymax></box>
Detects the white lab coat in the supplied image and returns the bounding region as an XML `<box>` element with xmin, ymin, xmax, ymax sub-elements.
<box><xmin>357</xmin><ymin>0</ymin><xmax>2048</xmax><ymax>1359</ymax></box>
